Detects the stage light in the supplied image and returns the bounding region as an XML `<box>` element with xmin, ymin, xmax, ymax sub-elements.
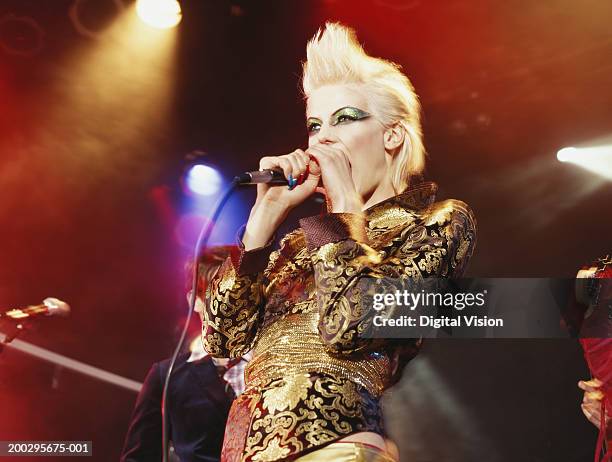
<box><xmin>557</xmin><ymin>144</ymin><xmax>612</xmax><ymax>180</ymax></box>
<box><xmin>185</xmin><ymin>164</ymin><xmax>222</xmax><ymax>196</ymax></box>
<box><xmin>136</xmin><ymin>0</ymin><xmax>181</xmax><ymax>29</ymax></box>
<box><xmin>556</xmin><ymin>147</ymin><xmax>577</xmax><ymax>162</ymax></box>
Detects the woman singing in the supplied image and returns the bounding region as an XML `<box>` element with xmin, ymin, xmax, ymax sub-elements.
<box><xmin>202</xmin><ymin>23</ymin><xmax>477</xmax><ymax>462</ymax></box>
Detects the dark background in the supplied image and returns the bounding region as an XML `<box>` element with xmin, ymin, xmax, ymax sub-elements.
<box><xmin>1</xmin><ymin>0</ymin><xmax>611</xmax><ymax>460</ymax></box>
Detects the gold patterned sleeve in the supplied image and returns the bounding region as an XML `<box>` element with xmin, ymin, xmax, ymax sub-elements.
<box><xmin>299</xmin><ymin>201</ymin><xmax>477</xmax><ymax>355</ymax></box>
<box><xmin>201</xmin><ymin>242</ymin><xmax>272</xmax><ymax>358</ymax></box>
<box><xmin>433</xmin><ymin>200</ymin><xmax>478</xmax><ymax>279</ymax></box>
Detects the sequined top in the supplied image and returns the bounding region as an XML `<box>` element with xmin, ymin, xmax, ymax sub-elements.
<box><xmin>202</xmin><ymin>181</ymin><xmax>477</xmax><ymax>462</ymax></box>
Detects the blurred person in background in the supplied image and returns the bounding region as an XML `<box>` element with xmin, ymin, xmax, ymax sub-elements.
<box><xmin>576</xmin><ymin>254</ymin><xmax>612</xmax><ymax>462</ymax></box>
<box><xmin>121</xmin><ymin>246</ymin><xmax>250</xmax><ymax>462</ymax></box>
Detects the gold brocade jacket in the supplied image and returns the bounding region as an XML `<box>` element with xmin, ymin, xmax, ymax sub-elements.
<box><xmin>202</xmin><ymin>181</ymin><xmax>477</xmax><ymax>462</ymax></box>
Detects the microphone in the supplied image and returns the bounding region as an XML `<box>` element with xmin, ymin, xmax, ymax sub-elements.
<box><xmin>1</xmin><ymin>297</ymin><xmax>71</xmax><ymax>321</ymax></box>
<box><xmin>234</xmin><ymin>169</ymin><xmax>288</xmax><ymax>185</ymax></box>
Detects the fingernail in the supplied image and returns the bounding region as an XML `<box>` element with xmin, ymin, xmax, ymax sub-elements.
<box><xmin>288</xmin><ymin>174</ymin><xmax>294</xmax><ymax>190</ymax></box>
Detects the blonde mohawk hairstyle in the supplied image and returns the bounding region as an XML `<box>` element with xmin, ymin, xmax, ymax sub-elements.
<box><xmin>302</xmin><ymin>22</ymin><xmax>425</xmax><ymax>193</ymax></box>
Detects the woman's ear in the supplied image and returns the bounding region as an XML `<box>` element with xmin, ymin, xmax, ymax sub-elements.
<box><xmin>384</xmin><ymin>122</ymin><xmax>405</xmax><ymax>152</ymax></box>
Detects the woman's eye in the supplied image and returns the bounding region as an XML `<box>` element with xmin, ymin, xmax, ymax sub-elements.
<box><xmin>307</xmin><ymin>123</ymin><xmax>320</xmax><ymax>134</ymax></box>
<box><xmin>337</xmin><ymin>114</ymin><xmax>356</xmax><ymax>123</ymax></box>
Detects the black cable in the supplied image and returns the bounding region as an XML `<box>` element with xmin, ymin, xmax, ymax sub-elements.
<box><xmin>161</xmin><ymin>180</ymin><xmax>239</xmax><ymax>462</ymax></box>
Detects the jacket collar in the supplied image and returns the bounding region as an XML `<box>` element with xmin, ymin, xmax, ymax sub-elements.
<box><xmin>365</xmin><ymin>181</ymin><xmax>438</xmax><ymax>230</ymax></box>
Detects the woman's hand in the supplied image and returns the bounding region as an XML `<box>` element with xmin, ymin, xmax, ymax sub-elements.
<box><xmin>243</xmin><ymin>149</ymin><xmax>320</xmax><ymax>250</ymax></box>
<box><xmin>306</xmin><ymin>142</ymin><xmax>363</xmax><ymax>214</ymax></box>
<box><xmin>254</xmin><ymin>149</ymin><xmax>320</xmax><ymax>211</ymax></box>
<box><xmin>578</xmin><ymin>378</ymin><xmax>609</xmax><ymax>429</ymax></box>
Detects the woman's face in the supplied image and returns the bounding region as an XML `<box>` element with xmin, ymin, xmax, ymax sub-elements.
<box><xmin>306</xmin><ymin>84</ymin><xmax>391</xmax><ymax>202</ymax></box>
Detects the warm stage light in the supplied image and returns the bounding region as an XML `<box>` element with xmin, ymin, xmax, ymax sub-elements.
<box><xmin>35</xmin><ymin>0</ymin><xmax>178</xmax><ymax>217</ymax></box>
<box><xmin>557</xmin><ymin>144</ymin><xmax>612</xmax><ymax>180</ymax></box>
<box><xmin>185</xmin><ymin>165</ymin><xmax>222</xmax><ymax>196</ymax></box>
<box><xmin>136</xmin><ymin>0</ymin><xmax>182</xmax><ymax>29</ymax></box>
<box><xmin>556</xmin><ymin>147</ymin><xmax>576</xmax><ymax>162</ymax></box>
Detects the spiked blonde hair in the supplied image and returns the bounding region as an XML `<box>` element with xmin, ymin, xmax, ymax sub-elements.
<box><xmin>302</xmin><ymin>22</ymin><xmax>425</xmax><ymax>193</ymax></box>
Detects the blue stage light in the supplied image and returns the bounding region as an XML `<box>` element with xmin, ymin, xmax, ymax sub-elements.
<box><xmin>185</xmin><ymin>164</ymin><xmax>222</xmax><ymax>196</ymax></box>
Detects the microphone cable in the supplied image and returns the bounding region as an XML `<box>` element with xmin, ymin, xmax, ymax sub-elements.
<box><xmin>161</xmin><ymin>179</ymin><xmax>239</xmax><ymax>462</ymax></box>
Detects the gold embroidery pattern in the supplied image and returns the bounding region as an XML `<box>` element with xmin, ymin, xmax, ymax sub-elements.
<box><xmin>205</xmin><ymin>182</ymin><xmax>476</xmax><ymax>461</ymax></box>
<box><xmin>262</xmin><ymin>375</ymin><xmax>313</xmax><ymax>413</ymax></box>
<box><xmin>312</xmin><ymin>198</ymin><xmax>476</xmax><ymax>355</ymax></box>
<box><xmin>245</xmin><ymin>311</ymin><xmax>390</xmax><ymax>396</ymax></box>
<box><xmin>202</xmin><ymin>259</ymin><xmax>264</xmax><ymax>358</ymax></box>
<box><xmin>250</xmin><ymin>437</ymin><xmax>291</xmax><ymax>461</ymax></box>
<box><xmin>242</xmin><ymin>373</ymin><xmax>383</xmax><ymax>461</ymax></box>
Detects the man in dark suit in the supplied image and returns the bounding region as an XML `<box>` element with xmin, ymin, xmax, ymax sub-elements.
<box><xmin>120</xmin><ymin>350</ymin><xmax>237</xmax><ymax>462</ymax></box>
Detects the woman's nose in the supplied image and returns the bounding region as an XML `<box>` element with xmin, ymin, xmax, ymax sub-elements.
<box><xmin>314</xmin><ymin>125</ymin><xmax>338</xmax><ymax>145</ymax></box>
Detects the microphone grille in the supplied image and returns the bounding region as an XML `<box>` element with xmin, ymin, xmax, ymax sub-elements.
<box><xmin>43</xmin><ymin>297</ymin><xmax>71</xmax><ymax>317</ymax></box>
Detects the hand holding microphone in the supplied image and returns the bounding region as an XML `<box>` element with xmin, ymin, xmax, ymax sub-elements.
<box><xmin>248</xmin><ymin>149</ymin><xmax>321</xmax><ymax>215</ymax></box>
<box><xmin>236</xmin><ymin>142</ymin><xmax>360</xmax><ymax>208</ymax></box>
<box><xmin>240</xmin><ymin>143</ymin><xmax>361</xmax><ymax>250</ymax></box>
<box><xmin>239</xmin><ymin>149</ymin><xmax>319</xmax><ymax>251</ymax></box>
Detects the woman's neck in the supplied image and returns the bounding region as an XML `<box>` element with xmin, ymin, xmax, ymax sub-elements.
<box><xmin>361</xmin><ymin>180</ymin><xmax>396</xmax><ymax>210</ymax></box>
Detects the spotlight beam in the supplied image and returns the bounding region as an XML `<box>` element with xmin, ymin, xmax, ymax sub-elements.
<box><xmin>557</xmin><ymin>145</ymin><xmax>612</xmax><ymax>180</ymax></box>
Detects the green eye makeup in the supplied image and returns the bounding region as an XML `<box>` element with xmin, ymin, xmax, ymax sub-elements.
<box><xmin>330</xmin><ymin>107</ymin><xmax>371</xmax><ymax>125</ymax></box>
<box><xmin>306</xmin><ymin>118</ymin><xmax>322</xmax><ymax>134</ymax></box>
<box><xmin>306</xmin><ymin>106</ymin><xmax>371</xmax><ymax>135</ymax></box>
